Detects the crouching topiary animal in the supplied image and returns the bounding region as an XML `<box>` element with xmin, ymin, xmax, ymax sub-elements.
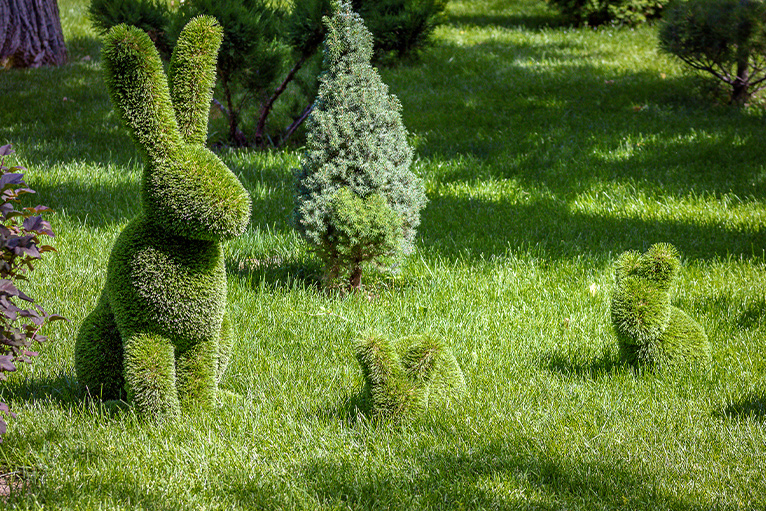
<box><xmin>610</xmin><ymin>243</ymin><xmax>711</xmax><ymax>369</ymax></box>
<box><xmin>354</xmin><ymin>333</ymin><xmax>467</xmax><ymax>418</ymax></box>
<box><xmin>75</xmin><ymin>16</ymin><xmax>251</xmax><ymax>416</ymax></box>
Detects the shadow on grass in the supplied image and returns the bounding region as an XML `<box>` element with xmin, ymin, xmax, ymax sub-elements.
<box><xmin>447</xmin><ymin>12</ymin><xmax>560</xmax><ymax>30</ymax></box>
<box><xmin>30</xmin><ymin>178</ymin><xmax>139</xmax><ymax>229</ymax></box>
<box><xmin>65</xmin><ymin>35</ymin><xmax>103</xmax><ymax>61</ymax></box>
<box><xmin>421</xmin><ymin>194</ymin><xmax>764</xmax><ymax>262</ymax></box>
<box><xmin>227</xmin><ymin>254</ymin><xmax>324</xmax><ymax>293</ymax></box>
<box><xmin>397</xmin><ymin>35</ymin><xmax>766</xmax><ymax>198</ymax></box>
<box><xmin>0</xmin><ymin>371</ymin><xmax>83</xmax><ymax>408</ymax></box>
<box><xmin>314</xmin><ymin>389</ymin><xmax>372</xmax><ymax>425</ymax></box>
<box><xmin>445</xmin><ymin>0</ymin><xmax>560</xmax><ymax>30</ymax></box>
<box><xmin>542</xmin><ymin>350</ymin><xmax>624</xmax><ymax>380</ymax></box>
<box><xmin>718</xmin><ymin>394</ymin><xmax>766</xmax><ymax>421</ymax></box>
<box><xmin>737</xmin><ymin>299</ymin><xmax>765</xmax><ymax>330</ymax></box>
<box><xmin>293</xmin><ymin>441</ymin><xmax>710</xmax><ymax>510</ymax></box>
<box><xmin>0</xmin><ymin>57</ymin><xmax>125</xmax><ymax>166</ymax></box>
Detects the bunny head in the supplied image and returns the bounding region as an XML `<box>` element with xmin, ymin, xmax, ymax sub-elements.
<box><xmin>611</xmin><ymin>243</ymin><xmax>680</xmax><ymax>345</ymax></box>
<box><xmin>102</xmin><ymin>17</ymin><xmax>251</xmax><ymax>241</ymax></box>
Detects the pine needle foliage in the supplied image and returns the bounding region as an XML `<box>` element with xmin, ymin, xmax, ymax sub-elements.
<box><xmin>351</xmin><ymin>0</ymin><xmax>448</xmax><ymax>59</ymax></box>
<box><xmin>658</xmin><ymin>0</ymin><xmax>766</xmax><ymax>105</ymax></box>
<box><xmin>294</xmin><ymin>1</ymin><xmax>426</xmax><ymax>290</ymax></box>
<box><xmin>75</xmin><ymin>17</ymin><xmax>251</xmax><ymax>417</ymax></box>
<box><xmin>611</xmin><ymin>243</ymin><xmax>711</xmax><ymax>369</ymax></box>
<box><xmin>354</xmin><ymin>333</ymin><xmax>466</xmax><ymax>419</ymax></box>
<box><xmin>89</xmin><ymin>0</ymin><xmax>173</xmax><ymax>58</ymax></box>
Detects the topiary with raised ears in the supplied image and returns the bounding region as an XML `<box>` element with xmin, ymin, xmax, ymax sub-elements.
<box><xmin>611</xmin><ymin>243</ymin><xmax>711</xmax><ymax>369</ymax></box>
<box><xmin>75</xmin><ymin>16</ymin><xmax>251</xmax><ymax>416</ymax></box>
<box><xmin>354</xmin><ymin>332</ymin><xmax>466</xmax><ymax>418</ymax></box>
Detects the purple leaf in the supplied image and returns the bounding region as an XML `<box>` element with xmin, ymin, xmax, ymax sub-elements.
<box><xmin>21</xmin><ymin>244</ymin><xmax>40</xmax><ymax>259</ymax></box>
<box><xmin>0</xmin><ymin>355</ymin><xmax>16</xmax><ymax>372</ymax></box>
<box><xmin>23</xmin><ymin>216</ymin><xmax>44</xmax><ymax>232</ymax></box>
<box><xmin>0</xmin><ymin>173</ymin><xmax>25</xmax><ymax>190</ymax></box>
<box><xmin>0</xmin><ymin>279</ymin><xmax>20</xmax><ymax>296</ymax></box>
<box><xmin>26</xmin><ymin>205</ymin><xmax>51</xmax><ymax>215</ymax></box>
<box><xmin>0</xmin><ymin>144</ymin><xmax>13</xmax><ymax>156</ymax></box>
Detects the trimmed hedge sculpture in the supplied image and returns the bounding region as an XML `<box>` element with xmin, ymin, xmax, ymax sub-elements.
<box><xmin>354</xmin><ymin>333</ymin><xmax>466</xmax><ymax>418</ymax></box>
<box><xmin>75</xmin><ymin>16</ymin><xmax>251</xmax><ymax>416</ymax></box>
<box><xmin>611</xmin><ymin>243</ymin><xmax>711</xmax><ymax>369</ymax></box>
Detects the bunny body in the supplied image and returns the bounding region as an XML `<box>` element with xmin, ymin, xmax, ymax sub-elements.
<box><xmin>611</xmin><ymin>243</ymin><xmax>711</xmax><ymax>368</ymax></box>
<box><xmin>75</xmin><ymin>17</ymin><xmax>251</xmax><ymax>416</ymax></box>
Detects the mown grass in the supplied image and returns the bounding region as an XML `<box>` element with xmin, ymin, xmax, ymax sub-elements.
<box><xmin>0</xmin><ymin>0</ymin><xmax>765</xmax><ymax>509</ymax></box>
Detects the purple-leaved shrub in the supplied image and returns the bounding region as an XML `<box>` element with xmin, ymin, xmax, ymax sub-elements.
<box><xmin>0</xmin><ymin>144</ymin><xmax>64</xmax><ymax>442</ymax></box>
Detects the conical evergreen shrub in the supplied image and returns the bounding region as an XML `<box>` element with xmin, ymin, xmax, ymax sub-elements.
<box><xmin>354</xmin><ymin>333</ymin><xmax>466</xmax><ymax>418</ymax></box>
<box><xmin>294</xmin><ymin>1</ymin><xmax>426</xmax><ymax>290</ymax></box>
<box><xmin>611</xmin><ymin>243</ymin><xmax>711</xmax><ymax>369</ymax></box>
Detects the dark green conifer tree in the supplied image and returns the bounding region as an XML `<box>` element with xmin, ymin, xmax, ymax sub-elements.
<box><xmin>294</xmin><ymin>1</ymin><xmax>426</xmax><ymax>290</ymax></box>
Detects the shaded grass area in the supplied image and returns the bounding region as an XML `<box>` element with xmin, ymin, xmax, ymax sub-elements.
<box><xmin>0</xmin><ymin>0</ymin><xmax>764</xmax><ymax>509</ymax></box>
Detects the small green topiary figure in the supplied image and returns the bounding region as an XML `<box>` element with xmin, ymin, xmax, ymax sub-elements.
<box><xmin>75</xmin><ymin>16</ymin><xmax>251</xmax><ymax>416</ymax></box>
<box><xmin>354</xmin><ymin>333</ymin><xmax>466</xmax><ymax>418</ymax></box>
<box><xmin>611</xmin><ymin>243</ymin><xmax>711</xmax><ymax>369</ymax></box>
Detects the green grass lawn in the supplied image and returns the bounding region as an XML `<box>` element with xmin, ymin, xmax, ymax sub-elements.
<box><xmin>1</xmin><ymin>0</ymin><xmax>765</xmax><ymax>508</ymax></box>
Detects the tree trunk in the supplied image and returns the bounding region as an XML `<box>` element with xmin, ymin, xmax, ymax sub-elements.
<box><xmin>349</xmin><ymin>265</ymin><xmax>362</xmax><ymax>291</ymax></box>
<box><xmin>278</xmin><ymin>102</ymin><xmax>313</xmax><ymax>148</ymax></box>
<box><xmin>221</xmin><ymin>74</ymin><xmax>247</xmax><ymax>147</ymax></box>
<box><xmin>731</xmin><ymin>56</ymin><xmax>750</xmax><ymax>105</ymax></box>
<box><xmin>0</xmin><ymin>0</ymin><xmax>67</xmax><ymax>68</ymax></box>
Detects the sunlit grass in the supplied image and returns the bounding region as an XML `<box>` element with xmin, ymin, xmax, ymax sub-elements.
<box><xmin>0</xmin><ymin>0</ymin><xmax>764</xmax><ymax>509</ymax></box>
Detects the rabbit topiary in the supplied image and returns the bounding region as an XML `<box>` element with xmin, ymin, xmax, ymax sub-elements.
<box><xmin>75</xmin><ymin>16</ymin><xmax>251</xmax><ymax>416</ymax></box>
<box><xmin>611</xmin><ymin>243</ymin><xmax>711</xmax><ymax>369</ymax></box>
<box><xmin>354</xmin><ymin>333</ymin><xmax>466</xmax><ymax>418</ymax></box>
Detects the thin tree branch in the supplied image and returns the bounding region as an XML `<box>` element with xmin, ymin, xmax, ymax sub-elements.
<box><xmin>255</xmin><ymin>54</ymin><xmax>309</xmax><ymax>147</ymax></box>
<box><xmin>278</xmin><ymin>103</ymin><xmax>314</xmax><ymax>148</ymax></box>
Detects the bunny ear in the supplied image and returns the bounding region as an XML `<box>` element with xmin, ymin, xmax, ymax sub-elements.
<box><xmin>102</xmin><ymin>24</ymin><xmax>181</xmax><ymax>162</ymax></box>
<box><xmin>168</xmin><ymin>16</ymin><xmax>223</xmax><ymax>146</ymax></box>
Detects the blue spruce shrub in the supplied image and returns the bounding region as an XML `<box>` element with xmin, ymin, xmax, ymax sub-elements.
<box><xmin>75</xmin><ymin>16</ymin><xmax>251</xmax><ymax>416</ymax></box>
<box><xmin>294</xmin><ymin>1</ymin><xmax>426</xmax><ymax>290</ymax></box>
<box><xmin>611</xmin><ymin>243</ymin><xmax>711</xmax><ymax>369</ymax></box>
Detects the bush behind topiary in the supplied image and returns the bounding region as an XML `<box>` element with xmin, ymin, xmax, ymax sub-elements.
<box><xmin>352</xmin><ymin>0</ymin><xmax>448</xmax><ymax>59</ymax></box>
<box><xmin>89</xmin><ymin>0</ymin><xmax>173</xmax><ymax>59</ymax></box>
<box><xmin>658</xmin><ymin>0</ymin><xmax>766</xmax><ymax>105</ymax></box>
<box><xmin>546</xmin><ymin>0</ymin><xmax>665</xmax><ymax>26</ymax></box>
